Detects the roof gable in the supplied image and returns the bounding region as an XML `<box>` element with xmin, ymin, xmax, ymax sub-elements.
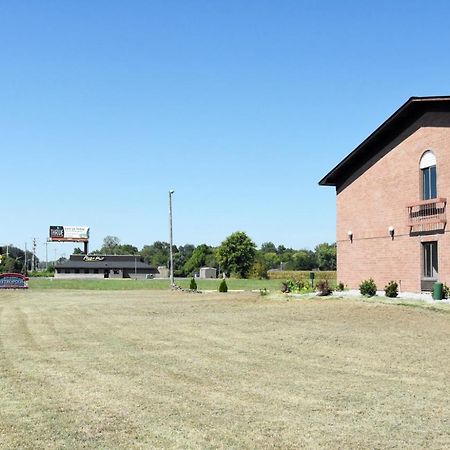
<box><xmin>319</xmin><ymin>96</ymin><xmax>450</xmax><ymax>188</ymax></box>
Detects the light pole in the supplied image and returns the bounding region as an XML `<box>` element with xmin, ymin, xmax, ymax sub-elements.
<box><xmin>169</xmin><ymin>190</ymin><xmax>175</xmax><ymax>287</ymax></box>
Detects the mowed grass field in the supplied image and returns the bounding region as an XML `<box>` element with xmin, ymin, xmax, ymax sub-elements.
<box><xmin>27</xmin><ymin>278</ymin><xmax>284</xmax><ymax>291</ymax></box>
<box><xmin>0</xmin><ymin>290</ymin><xmax>449</xmax><ymax>449</ymax></box>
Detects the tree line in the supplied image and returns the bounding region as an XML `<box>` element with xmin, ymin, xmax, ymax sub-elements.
<box><xmin>1</xmin><ymin>232</ymin><xmax>336</xmax><ymax>278</ymax></box>
<box><xmin>86</xmin><ymin>232</ymin><xmax>336</xmax><ymax>279</ymax></box>
<box><xmin>0</xmin><ymin>246</ymin><xmax>35</xmax><ymax>274</ymax></box>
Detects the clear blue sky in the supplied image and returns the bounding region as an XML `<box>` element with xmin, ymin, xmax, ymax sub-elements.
<box><xmin>2</xmin><ymin>1</ymin><xmax>450</xmax><ymax>260</ymax></box>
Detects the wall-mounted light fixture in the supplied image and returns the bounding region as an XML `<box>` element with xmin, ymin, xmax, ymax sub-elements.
<box><xmin>388</xmin><ymin>226</ymin><xmax>394</xmax><ymax>240</ymax></box>
<box><xmin>348</xmin><ymin>230</ymin><xmax>353</xmax><ymax>243</ymax></box>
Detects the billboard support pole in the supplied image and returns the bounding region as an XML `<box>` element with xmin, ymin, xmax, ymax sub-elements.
<box><xmin>169</xmin><ymin>190</ymin><xmax>175</xmax><ymax>287</ymax></box>
<box><xmin>84</xmin><ymin>241</ymin><xmax>88</xmax><ymax>255</ymax></box>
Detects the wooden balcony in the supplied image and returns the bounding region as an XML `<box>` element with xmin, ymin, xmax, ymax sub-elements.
<box><xmin>407</xmin><ymin>197</ymin><xmax>447</xmax><ymax>233</ymax></box>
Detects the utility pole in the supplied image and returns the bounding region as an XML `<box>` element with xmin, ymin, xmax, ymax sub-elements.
<box><xmin>169</xmin><ymin>190</ymin><xmax>175</xmax><ymax>287</ymax></box>
<box><xmin>24</xmin><ymin>242</ymin><xmax>28</xmax><ymax>275</ymax></box>
<box><xmin>45</xmin><ymin>241</ymin><xmax>49</xmax><ymax>270</ymax></box>
<box><xmin>32</xmin><ymin>238</ymin><xmax>37</xmax><ymax>271</ymax></box>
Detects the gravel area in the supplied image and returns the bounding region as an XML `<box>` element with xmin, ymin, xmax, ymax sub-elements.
<box><xmin>333</xmin><ymin>289</ymin><xmax>450</xmax><ymax>304</ymax></box>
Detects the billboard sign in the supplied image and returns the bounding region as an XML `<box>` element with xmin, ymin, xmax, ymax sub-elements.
<box><xmin>49</xmin><ymin>226</ymin><xmax>90</xmax><ymax>242</ymax></box>
<box><xmin>0</xmin><ymin>273</ymin><xmax>29</xmax><ymax>289</ymax></box>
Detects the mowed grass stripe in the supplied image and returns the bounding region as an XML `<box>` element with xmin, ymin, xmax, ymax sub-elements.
<box><xmin>0</xmin><ymin>290</ymin><xmax>449</xmax><ymax>449</ymax></box>
<box><xmin>27</xmin><ymin>278</ymin><xmax>285</xmax><ymax>291</ymax></box>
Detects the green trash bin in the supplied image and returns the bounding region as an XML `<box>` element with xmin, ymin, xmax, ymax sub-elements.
<box><xmin>433</xmin><ymin>282</ymin><xmax>443</xmax><ymax>300</ymax></box>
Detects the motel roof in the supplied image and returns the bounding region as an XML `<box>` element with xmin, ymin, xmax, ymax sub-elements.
<box><xmin>319</xmin><ymin>96</ymin><xmax>450</xmax><ymax>187</ymax></box>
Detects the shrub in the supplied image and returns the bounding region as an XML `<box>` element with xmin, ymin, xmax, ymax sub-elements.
<box><xmin>189</xmin><ymin>278</ymin><xmax>197</xmax><ymax>290</ymax></box>
<box><xmin>384</xmin><ymin>280</ymin><xmax>398</xmax><ymax>298</ymax></box>
<box><xmin>443</xmin><ymin>283</ymin><xmax>450</xmax><ymax>299</ymax></box>
<box><xmin>259</xmin><ymin>288</ymin><xmax>269</xmax><ymax>296</ymax></box>
<box><xmin>219</xmin><ymin>279</ymin><xmax>228</xmax><ymax>293</ymax></box>
<box><xmin>268</xmin><ymin>270</ymin><xmax>336</xmax><ymax>283</ymax></box>
<box><xmin>280</xmin><ymin>278</ymin><xmax>315</xmax><ymax>294</ymax></box>
<box><xmin>316</xmin><ymin>280</ymin><xmax>332</xmax><ymax>296</ymax></box>
<box><xmin>359</xmin><ymin>278</ymin><xmax>377</xmax><ymax>297</ymax></box>
<box><xmin>336</xmin><ymin>282</ymin><xmax>345</xmax><ymax>291</ymax></box>
<box><xmin>28</xmin><ymin>270</ymin><xmax>55</xmax><ymax>278</ymax></box>
<box><xmin>250</xmin><ymin>261</ymin><xmax>268</xmax><ymax>279</ymax></box>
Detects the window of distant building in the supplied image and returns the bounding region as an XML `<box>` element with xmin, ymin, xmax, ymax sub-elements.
<box><xmin>420</xmin><ymin>151</ymin><xmax>437</xmax><ymax>200</ymax></box>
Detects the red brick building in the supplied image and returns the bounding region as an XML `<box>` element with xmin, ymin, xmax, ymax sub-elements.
<box><xmin>320</xmin><ymin>96</ymin><xmax>450</xmax><ymax>292</ymax></box>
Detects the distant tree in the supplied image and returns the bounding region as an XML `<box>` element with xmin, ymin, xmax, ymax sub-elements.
<box><xmin>217</xmin><ymin>232</ymin><xmax>256</xmax><ymax>278</ymax></box>
<box><xmin>314</xmin><ymin>243</ymin><xmax>336</xmax><ymax>270</ymax></box>
<box><xmin>260</xmin><ymin>242</ymin><xmax>277</xmax><ymax>253</ymax></box>
<box><xmin>183</xmin><ymin>244</ymin><xmax>216</xmax><ymax>275</ymax></box>
<box><xmin>141</xmin><ymin>241</ymin><xmax>174</xmax><ymax>267</ymax></box>
<box><xmin>92</xmin><ymin>237</ymin><xmax>139</xmax><ymax>256</ymax></box>
<box><xmin>173</xmin><ymin>244</ymin><xmax>196</xmax><ymax>276</ymax></box>
<box><xmin>99</xmin><ymin>236</ymin><xmax>121</xmax><ymax>254</ymax></box>
<box><xmin>250</xmin><ymin>260</ymin><xmax>268</xmax><ymax>279</ymax></box>
<box><xmin>277</xmin><ymin>244</ymin><xmax>287</xmax><ymax>254</ymax></box>
<box><xmin>73</xmin><ymin>247</ymin><xmax>83</xmax><ymax>254</ymax></box>
<box><xmin>0</xmin><ymin>256</ymin><xmax>17</xmax><ymax>273</ymax></box>
<box><xmin>291</xmin><ymin>250</ymin><xmax>316</xmax><ymax>270</ymax></box>
<box><xmin>260</xmin><ymin>251</ymin><xmax>281</xmax><ymax>270</ymax></box>
<box><xmin>0</xmin><ymin>246</ymin><xmax>33</xmax><ymax>274</ymax></box>
<box><xmin>119</xmin><ymin>244</ymin><xmax>139</xmax><ymax>255</ymax></box>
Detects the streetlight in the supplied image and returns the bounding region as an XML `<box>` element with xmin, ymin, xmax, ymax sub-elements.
<box><xmin>168</xmin><ymin>190</ymin><xmax>175</xmax><ymax>287</ymax></box>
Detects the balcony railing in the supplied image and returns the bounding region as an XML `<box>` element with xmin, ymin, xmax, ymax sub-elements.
<box><xmin>407</xmin><ymin>197</ymin><xmax>447</xmax><ymax>233</ymax></box>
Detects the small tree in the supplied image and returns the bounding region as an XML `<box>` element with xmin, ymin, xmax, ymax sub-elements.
<box><xmin>219</xmin><ymin>279</ymin><xmax>228</xmax><ymax>293</ymax></box>
<box><xmin>250</xmin><ymin>261</ymin><xmax>268</xmax><ymax>279</ymax></box>
<box><xmin>217</xmin><ymin>231</ymin><xmax>256</xmax><ymax>278</ymax></box>
<box><xmin>314</xmin><ymin>243</ymin><xmax>337</xmax><ymax>270</ymax></box>
<box><xmin>190</xmin><ymin>278</ymin><xmax>197</xmax><ymax>291</ymax></box>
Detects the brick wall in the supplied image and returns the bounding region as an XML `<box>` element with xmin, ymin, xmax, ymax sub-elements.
<box><xmin>336</xmin><ymin>111</ymin><xmax>450</xmax><ymax>292</ymax></box>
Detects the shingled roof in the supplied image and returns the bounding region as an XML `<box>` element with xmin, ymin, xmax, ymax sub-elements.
<box><xmin>319</xmin><ymin>96</ymin><xmax>450</xmax><ymax>187</ymax></box>
<box><xmin>56</xmin><ymin>254</ymin><xmax>157</xmax><ymax>271</ymax></box>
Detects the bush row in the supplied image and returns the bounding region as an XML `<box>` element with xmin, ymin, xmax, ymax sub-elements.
<box><xmin>188</xmin><ymin>278</ymin><xmax>228</xmax><ymax>293</ymax></box>
<box><xmin>268</xmin><ymin>270</ymin><xmax>336</xmax><ymax>282</ymax></box>
<box><xmin>359</xmin><ymin>279</ymin><xmax>398</xmax><ymax>297</ymax></box>
<box><xmin>279</xmin><ymin>277</ymin><xmax>401</xmax><ymax>298</ymax></box>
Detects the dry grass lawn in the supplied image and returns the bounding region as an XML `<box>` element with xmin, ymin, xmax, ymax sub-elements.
<box><xmin>0</xmin><ymin>290</ymin><xmax>449</xmax><ymax>449</ymax></box>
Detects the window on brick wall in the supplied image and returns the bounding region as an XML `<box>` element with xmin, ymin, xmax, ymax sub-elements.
<box><xmin>420</xmin><ymin>151</ymin><xmax>437</xmax><ymax>200</ymax></box>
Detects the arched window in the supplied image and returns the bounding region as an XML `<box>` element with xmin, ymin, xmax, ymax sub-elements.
<box><xmin>420</xmin><ymin>151</ymin><xmax>437</xmax><ymax>200</ymax></box>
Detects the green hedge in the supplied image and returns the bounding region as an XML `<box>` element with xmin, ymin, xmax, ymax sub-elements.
<box><xmin>268</xmin><ymin>270</ymin><xmax>336</xmax><ymax>284</ymax></box>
